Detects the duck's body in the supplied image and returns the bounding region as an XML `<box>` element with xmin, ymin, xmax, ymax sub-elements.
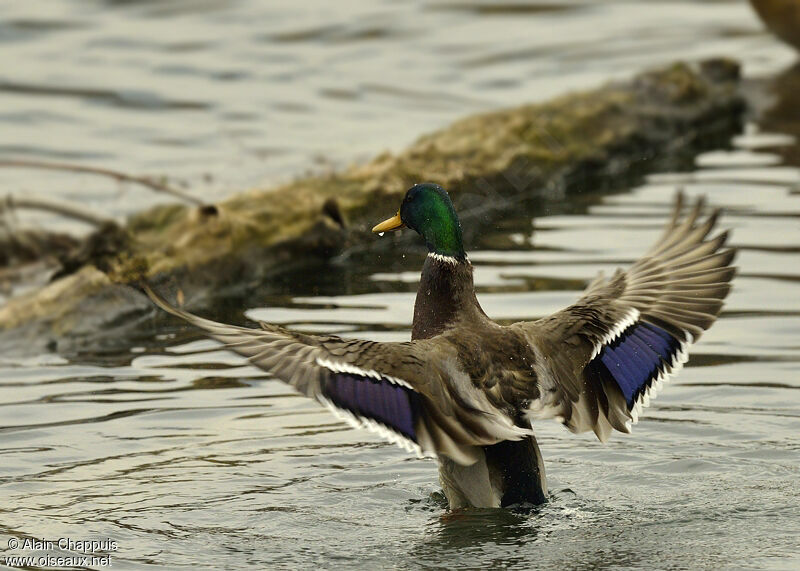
<box><xmin>411</xmin><ymin>253</ymin><xmax>548</xmax><ymax>507</ymax></box>
<box><xmin>147</xmin><ymin>183</ymin><xmax>735</xmax><ymax>510</ymax></box>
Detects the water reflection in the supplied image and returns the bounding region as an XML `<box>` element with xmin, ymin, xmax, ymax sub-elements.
<box><xmin>416</xmin><ymin>508</ymin><xmax>539</xmax><ymax>566</ymax></box>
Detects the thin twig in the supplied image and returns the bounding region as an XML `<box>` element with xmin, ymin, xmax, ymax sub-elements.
<box><xmin>1</xmin><ymin>193</ymin><xmax>116</xmax><ymax>228</ymax></box>
<box><xmin>0</xmin><ymin>159</ymin><xmax>204</xmax><ymax>206</ymax></box>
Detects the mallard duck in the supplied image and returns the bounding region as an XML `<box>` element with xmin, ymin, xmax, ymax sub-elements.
<box><xmin>146</xmin><ymin>183</ymin><xmax>735</xmax><ymax>509</ymax></box>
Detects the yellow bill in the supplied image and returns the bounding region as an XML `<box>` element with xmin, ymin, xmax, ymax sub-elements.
<box><xmin>372</xmin><ymin>211</ymin><xmax>404</xmax><ymax>233</ymax></box>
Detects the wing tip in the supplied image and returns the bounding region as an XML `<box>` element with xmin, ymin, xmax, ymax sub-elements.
<box><xmin>142</xmin><ymin>282</ymin><xmax>185</xmax><ymax>320</ymax></box>
<box><xmin>143</xmin><ymin>282</ymin><xmax>253</xmax><ymax>341</ymax></box>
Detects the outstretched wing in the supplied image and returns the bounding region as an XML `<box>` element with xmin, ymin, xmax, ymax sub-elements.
<box><xmin>146</xmin><ymin>287</ymin><xmax>529</xmax><ymax>464</ymax></box>
<box><xmin>512</xmin><ymin>193</ymin><xmax>735</xmax><ymax>441</ymax></box>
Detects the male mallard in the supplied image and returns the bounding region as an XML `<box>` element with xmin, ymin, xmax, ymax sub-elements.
<box><xmin>146</xmin><ymin>183</ymin><xmax>735</xmax><ymax>509</ymax></box>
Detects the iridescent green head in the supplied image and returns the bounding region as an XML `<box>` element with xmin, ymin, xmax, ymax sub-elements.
<box><xmin>373</xmin><ymin>183</ymin><xmax>465</xmax><ymax>260</ymax></box>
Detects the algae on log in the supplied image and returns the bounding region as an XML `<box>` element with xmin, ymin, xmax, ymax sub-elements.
<box><xmin>0</xmin><ymin>59</ymin><xmax>745</xmax><ymax>352</ymax></box>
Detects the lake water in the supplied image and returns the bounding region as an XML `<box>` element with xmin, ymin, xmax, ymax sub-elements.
<box><xmin>1</xmin><ymin>1</ymin><xmax>799</xmax><ymax>569</ymax></box>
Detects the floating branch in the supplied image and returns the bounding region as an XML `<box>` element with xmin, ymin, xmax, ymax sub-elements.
<box><xmin>1</xmin><ymin>193</ymin><xmax>116</xmax><ymax>228</ymax></box>
<box><xmin>0</xmin><ymin>159</ymin><xmax>204</xmax><ymax>206</ymax></box>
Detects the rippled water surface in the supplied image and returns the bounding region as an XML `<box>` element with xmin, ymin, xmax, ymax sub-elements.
<box><xmin>2</xmin><ymin>1</ymin><xmax>800</xmax><ymax>569</ymax></box>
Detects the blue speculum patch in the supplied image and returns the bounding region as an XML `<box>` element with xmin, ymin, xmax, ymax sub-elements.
<box><xmin>591</xmin><ymin>322</ymin><xmax>681</xmax><ymax>408</ymax></box>
<box><xmin>324</xmin><ymin>373</ymin><xmax>421</xmax><ymax>442</ymax></box>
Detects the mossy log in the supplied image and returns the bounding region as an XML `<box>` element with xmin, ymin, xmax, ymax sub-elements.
<box><xmin>0</xmin><ymin>59</ymin><xmax>745</xmax><ymax>352</ymax></box>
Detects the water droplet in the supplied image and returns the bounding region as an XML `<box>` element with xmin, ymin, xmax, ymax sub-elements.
<box><xmin>378</xmin><ymin>232</ymin><xmax>385</xmax><ymax>237</ymax></box>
